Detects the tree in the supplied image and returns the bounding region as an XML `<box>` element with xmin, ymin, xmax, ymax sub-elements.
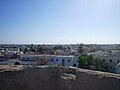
<box><xmin>77</xmin><ymin>44</ymin><xmax>83</xmax><ymax>55</ymax></box>
<box><xmin>78</xmin><ymin>54</ymin><xmax>108</xmax><ymax>72</ymax></box>
<box><xmin>53</xmin><ymin>45</ymin><xmax>63</xmax><ymax>50</ymax></box>
<box><xmin>78</xmin><ymin>54</ymin><xmax>89</xmax><ymax>69</ymax></box>
<box><xmin>37</xmin><ymin>47</ymin><xmax>44</xmax><ymax>53</ymax></box>
<box><xmin>67</xmin><ymin>46</ymin><xmax>71</xmax><ymax>50</ymax></box>
<box><xmin>24</xmin><ymin>48</ymin><xmax>29</xmax><ymax>53</ymax></box>
<box><xmin>14</xmin><ymin>62</ymin><xmax>21</xmax><ymax>65</ymax></box>
<box><xmin>35</xmin><ymin>57</ymin><xmax>48</xmax><ymax>65</ymax></box>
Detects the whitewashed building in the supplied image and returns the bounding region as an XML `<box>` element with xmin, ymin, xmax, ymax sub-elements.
<box><xmin>20</xmin><ymin>54</ymin><xmax>78</xmax><ymax>67</ymax></box>
<box><xmin>97</xmin><ymin>55</ymin><xmax>120</xmax><ymax>70</ymax></box>
<box><xmin>87</xmin><ymin>50</ymin><xmax>120</xmax><ymax>71</ymax></box>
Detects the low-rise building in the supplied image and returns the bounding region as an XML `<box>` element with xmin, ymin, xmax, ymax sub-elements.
<box><xmin>20</xmin><ymin>54</ymin><xmax>78</xmax><ymax>67</ymax></box>
<box><xmin>94</xmin><ymin>55</ymin><xmax>120</xmax><ymax>71</ymax></box>
<box><xmin>88</xmin><ymin>50</ymin><xmax>120</xmax><ymax>72</ymax></box>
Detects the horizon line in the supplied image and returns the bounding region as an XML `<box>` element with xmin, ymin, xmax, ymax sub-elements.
<box><xmin>0</xmin><ymin>43</ymin><xmax>120</xmax><ymax>45</ymax></box>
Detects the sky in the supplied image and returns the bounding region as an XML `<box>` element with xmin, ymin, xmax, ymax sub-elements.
<box><xmin>0</xmin><ymin>0</ymin><xmax>120</xmax><ymax>44</ymax></box>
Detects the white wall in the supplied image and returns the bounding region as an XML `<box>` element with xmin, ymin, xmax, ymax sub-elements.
<box><xmin>96</xmin><ymin>55</ymin><xmax>120</xmax><ymax>70</ymax></box>
<box><xmin>20</xmin><ymin>54</ymin><xmax>77</xmax><ymax>66</ymax></box>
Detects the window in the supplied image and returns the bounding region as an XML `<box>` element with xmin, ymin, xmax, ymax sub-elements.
<box><xmin>56</xmin><ymin>59</ymin><xmax>59</xmax><ymax>61</ymax></box>
<box><xmin>68</xmin><ymin>59</ymin><xmax>71</xmax><ymax>62</ymax></box>
<box><xmin>103</xmin><ymin>59</ymin><xmax>105</xmax><ymax>62</ymax></box>
<box><xmin>117</xmin><ymin>59</ymin><xmax>119</xmax><ymax>63</ymax></box>
<box><xmin>73</xmin><ymin>64</ymin><xmax>76</xmax><ymax>67</ymax></box>
<box><xmin>27</xmin><ymin>57</ymin><xmax>29</xmax><ymax>60</ymax></box>
<box><xmin>23</xmin><ymin>57</ymin><xmax>25</xmax><ymax>60</ymax></box>
<box><xmin>109</xmin><ymin>59</ymin><xmax>112</xmax><ymax>62</ymax></box>
<box><xmin>50</xmin><ymin>58</ymin><xmax>54</xmax><ymax>62</ymax></box>
<box><xmin>109</xmin><ymin>66</ymin><xmax>112</xmax><ymax>69</ymax></box>
<box><xmin>62</xmin><ymin>59</ymin><xmax>65</xmax><ymax>66</ymax></box>
<box><xmin>62</xmin><ymin>59</ymin><xmax>65</xmax><ymax>62</ymax></box>
<box><xmin>51</xmin><ymin>58</ymin><xmax>53</xmax><ymax>60</ymax></box>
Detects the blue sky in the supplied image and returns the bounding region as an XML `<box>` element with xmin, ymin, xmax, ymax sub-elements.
<box><xmin>0</xmin><ymin>0</ymin><xmax>120</xmax><ymax>44</ymax></box>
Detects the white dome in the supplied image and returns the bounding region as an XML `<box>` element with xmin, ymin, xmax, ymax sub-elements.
<box><xmin>115</xmin><ymin>63</ymin><xmax>120</xmax><ymax>74</ymax></box>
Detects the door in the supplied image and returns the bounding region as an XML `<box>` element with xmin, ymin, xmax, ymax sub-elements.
<box><xmin>62</xmin><ymin>59</ymin><xmax>65</xmax><ymax>66</ymax></box>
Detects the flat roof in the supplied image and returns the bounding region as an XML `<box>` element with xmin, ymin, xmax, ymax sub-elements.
<box><xmin>21</xmin><ymin>54</ymin><xmax>75</xmax><ymax>57</ymax></box>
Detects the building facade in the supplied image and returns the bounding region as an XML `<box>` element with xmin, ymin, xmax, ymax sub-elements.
<box><xmin>95</xmin><ymin>55</ymin><xmax>120</xmax><ymax>71</ymax></box>
<box><xmin>20</xmin><ymin>54</ymin><xmax>78</xmax><ymax>67</ymax></box>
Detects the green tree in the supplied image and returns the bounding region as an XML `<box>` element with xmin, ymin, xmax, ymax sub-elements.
<box><xmin>92</xmin><ymin>58</ymin><xmax>106</xmax><ymax>71</ymax></box>
<box><xmin>78</xmin><ymin>54</ymin><xmax>90</xmax><ymax>69</ymax></box>
<box><xmin>67</xmin><ymin>46</ymin><xmax>71</xmax><ymax>50</ymax></box>
<box><xmin>37</xmin><ymin>47</ymin><xmax>44</xmax><ymax>52</ymax></box>
<box><xmin>30</xmin><ymin>47</ymin><xmax>36</xmax><ymax>52</ymax></box>
<box><xmin>36</xmin><ymin>57</ymin><xmax>48</xmax><ymax>65</ymax></box>
<box><xmin>77</xmin><ymin>44</ymin><xmax>83</xmax><ymax>55</ymax></box>
<box><xmin>78</xmin><ymin>54</ymin><xmax>107</xmax><ymax>72</ymax></box>
<box><xmin>14</xmin><ymin>62</ymin><xmax>21</xmax><ymax>65</ymax></box>
<box><xmin>24</xmin><ymin>48</ymin><xmax>29</xmax><ymax>53</ymax></box>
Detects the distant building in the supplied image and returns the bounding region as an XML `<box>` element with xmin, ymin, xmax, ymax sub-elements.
<box><xmin>20</xmin><ymin>54</ymin><xmax>78</xmax><ymax>67</ymax></box>
<box><xmin>92</xmin><ymin>55</ymin><xmax>120</xmax><ymax>72</ymax></box>
<box><xmin>87</xmin><ymin>50</ymin><xmax>120</xmax><ymax>72</ymax></box>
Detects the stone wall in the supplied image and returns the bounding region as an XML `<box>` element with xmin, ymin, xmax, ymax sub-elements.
<box><xmin>0</xmin><ymin>65</ymin><xmax>120</xmax><ymax>90</ymax></box>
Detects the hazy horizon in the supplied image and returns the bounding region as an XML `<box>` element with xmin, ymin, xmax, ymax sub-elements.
<box><xmin>0</xmin><ymin>0</ymin><xmax>120</xmax><ymax>44</ymax></box>
<box><xmin>0</xmin><ymin>43</ymin><xmax>120</xmax><ymax>45</ymax></box>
